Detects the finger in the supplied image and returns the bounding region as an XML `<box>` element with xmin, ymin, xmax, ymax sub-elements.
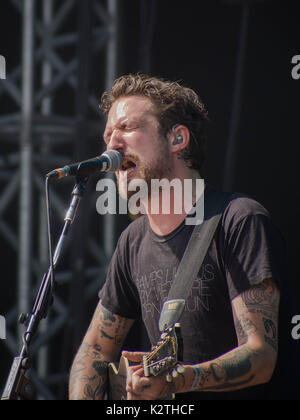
<box><xmin>131</xmin><ymin>372</ymin><xmax>152</xmax><ymax>394</ymax></box>
<box><xmin>126</xmin><ymin>364</ymin><xmax>143</xmax><ymax>385</ymax></box>
<box><xmin>127</xmin><ymin>391</ymin><xmax>141</xmax><ymax>400</ymax></box>
<box><xmin>122</xmin><ymin>350</ymin><xmax>147</xmax><ymax>362</ymax></box>
<box><xmin>126</xmin><ymin>366</ymin><xmax>144</xmax><ymax>391</ymax></box>
<box><xmin>126</xmin><ymin>365</ymin><xmax>144</xmax><ymax>393</ymax></box>
<box><xmin>131</xmin><ymin>366</ymin><xmax>145</xmax><ymax>377</ymax></box>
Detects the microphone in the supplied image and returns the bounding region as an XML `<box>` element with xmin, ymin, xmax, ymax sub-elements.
<box><xmin>46</xmin><ymin>150</ymin><xmax>123</xmax><ymax>179</ymax></box>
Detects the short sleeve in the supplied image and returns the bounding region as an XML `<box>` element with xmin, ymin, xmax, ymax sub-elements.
<box><xmin>223</xmin><ymin>200</ymin><xmax>286</xmax><ymax>300</ymax></box>
<box><xmin>99</xmin><ymin>233</ymin><xmax>141</xmax><ymax>319</ymax></box>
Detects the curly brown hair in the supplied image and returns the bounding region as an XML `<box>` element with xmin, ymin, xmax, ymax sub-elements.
<box><xmin>100</xmin><ymin>74</ymin><xmax>209</xmax><ymax>175</ymax></box>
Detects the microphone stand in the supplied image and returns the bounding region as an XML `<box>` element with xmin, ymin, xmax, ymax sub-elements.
<box><xmin>1</xmin><ymin>176</ymin><xmax>89</xmax><ymax>400</ymax></box>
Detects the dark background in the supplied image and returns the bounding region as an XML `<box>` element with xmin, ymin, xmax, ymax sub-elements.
<box><xmin>0</xmin><ymin>0</ymin><xmax>299</xmax><ymax>400</ymax></box>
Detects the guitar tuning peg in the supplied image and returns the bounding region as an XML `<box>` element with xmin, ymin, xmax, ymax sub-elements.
<box><xmin>166</xmin><ymin>373</ymin><xmax>172</xmax><ymax>383</ymax></box>
<box><xmin>176</xmin><ymin>365</ymin><xmax>185</xmax><ymax>374</ymax></box>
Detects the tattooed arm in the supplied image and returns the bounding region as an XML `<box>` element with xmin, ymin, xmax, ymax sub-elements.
<box><xmin>69</xmin><ymin>301</ymin><xmax>135</xmax><ymax>400</ymax></box>
<box><xmin>125</xmin><ymin>278</ymin><xmax>280</xmax><ymax>399</ymax></box>
<box><xmin>180</xmin><ymin>278</ymin><xmax>280</xmax><ymax>393</ymax></box>
<box><xmin>178</xmin><ymin>277</ymin><xmax>280</xmax><ymax>394</ymax></box>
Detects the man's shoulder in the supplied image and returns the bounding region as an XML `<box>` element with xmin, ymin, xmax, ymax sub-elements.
<box><xmin>224</xmin><ymin>192</ymin><xmax>270</xmax><ymax>222</ymax></box>
<box><xmin>206</xmin><ymin>186</ymin><xmax>272</xmax><ymax>234</ymax></box>
<box><xmin>206</xmin><ymin>185</ymin><xmax>270</xmax><ymax>224</ymax></box>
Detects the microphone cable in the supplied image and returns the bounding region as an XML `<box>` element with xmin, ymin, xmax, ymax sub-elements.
<box><xmin>45</xmin><ymin>176</ymin><xmax>55</xmax><ymax>299</ymax></box>
<box><xmin>20</xmin><ymin>176</ymin><xmax>55</xmax><ymax>358</ymax></box>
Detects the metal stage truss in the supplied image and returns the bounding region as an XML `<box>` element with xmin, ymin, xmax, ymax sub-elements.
<box><xmin>0</xmin><ymin>0</ymin><xmax>118</xmax><ymax>400</ymax></box>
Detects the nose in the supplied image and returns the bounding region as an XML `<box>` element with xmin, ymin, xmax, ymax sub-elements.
<box><xmin>106</xmin><ymin>129</ymin><xmax>125</xmax><ymax>152</ymax></box>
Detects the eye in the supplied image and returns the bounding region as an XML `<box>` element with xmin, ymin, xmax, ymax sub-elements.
<box><xmin>121</xmin><ymin>121</ymin><xmax>139</xmax><ymax>131</ymax></box>
<box><xmin>122</xmin><ymin>124</ymin><xmax>136</xmax><ymax>131</ymax></box>
<box><xmin>127</xmin><ymin>125</ymin><xmax>140</xmax><ymax>133</ymax></box>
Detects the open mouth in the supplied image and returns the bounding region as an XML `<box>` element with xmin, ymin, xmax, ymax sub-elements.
<box><xmin>120</xmin><ymin>157</ymin><xmax>137</xmax><ymax>175</ymax></box>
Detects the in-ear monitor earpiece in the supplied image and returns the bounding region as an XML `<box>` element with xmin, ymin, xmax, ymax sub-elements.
<box><xmin>173</xmin><ymin>135</ymin><xmax>183</xmax><ymax>145</ymax></box>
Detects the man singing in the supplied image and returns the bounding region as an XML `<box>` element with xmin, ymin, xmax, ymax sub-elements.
<box><xmin>69</xmin><ymin>74</ymin><xmax>285</xmax><ymax>400</ymax></box>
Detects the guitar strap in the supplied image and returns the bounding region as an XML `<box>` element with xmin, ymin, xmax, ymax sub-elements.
<box><xmin>158</xmin><ymin>185</ymin><xmax>233</xmax><ymax>332</ymax></box>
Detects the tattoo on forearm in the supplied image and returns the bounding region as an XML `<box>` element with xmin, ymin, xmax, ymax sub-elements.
<box><xmin>98</xmin><ymin>305</ymin><xmax>129</xmax><ymax>344</ymax></box>
<box><xmin>234</xmin><ymin>279</ymin><xmax>279</xmax><ymax>348</ymax></box>
<box><xmin>242</xmin><ymin>279</ymin><xmax>278</xmax><ymax>313</ymax></box>
<box><xmin>196</xmin><ymin>348</ymin><xmax>258</xmax><ymax>392</ymax></box>
<box><xmin>263</xmin><ymin>317</ymin><xmax>277</xmax><ymax>351</ymax></box>
<box><xmin>101</xmin><ymin>306</ymin><xmax>116</xmax><ymax>324</ymax></box>
<box><xmin>191</xmin><ymin>366</ymin><xmax>202</xmax><ymax>391</ymax></box>
<box><xmin>69</xmin><ymin>304</ymin><xmax>131</xmax><ymax>400</ymax></box>
<box><xmin>92</xmin><ymin>360</ymin><xmax>108</xmax><ymax>376</ymax></box>
<box><xmin>99</xmin><ymin>328</ymin><xmax>114</xmax><ymax>340</ymax></box>
<box><xmin>211</xmin><ymin>348</ymin><xmax>253</xmax><ymax>382</ymax></box>
<box><xmin>188</xmin><ymin>281</ymin><xmax>279</xmax><ymax>394</ymax></box>
<box><xmin>69</xmin><ymin>342</ymin><xmax>108</xmax><ymax>400</ymax></box>
<box><xmin>235</xmin><ymin>316</ymin><xmax>258</xmax><ymax>344</ymax></box>
<box><xmin>82</xmin><ymin>361</ymin><xmax>108</xmax><ymax>400</ymax></box>
<box><xmin>200</xmin><ymin>375</ymin><xmax>254</xmax><ymax>391</ymax></box>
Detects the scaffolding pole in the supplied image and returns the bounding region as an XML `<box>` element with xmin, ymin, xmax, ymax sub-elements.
<box><xmin>103</xmin><ymin>0</ymin><xmax>118</xmax><ymax>259</ymax></box>
<box><xmin>17</xmin><ymin>0</ymin><xmax>35</xmax><ymax>345</ymax></box>
<box><xmin>0</xmin><ymin>0</ymin><xmax>119</xmax><ymax>399</ymax></box>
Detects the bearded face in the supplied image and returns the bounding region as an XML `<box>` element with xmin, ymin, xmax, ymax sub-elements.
<box><xmin>116</xmin><ymin>142</ymin><xmax>173</xmax><ymax>201</ymax></box>
<box><xmin>103</xmin><ymin>95</ymin><xmax>174</xmax><ymax>202</ymax></box>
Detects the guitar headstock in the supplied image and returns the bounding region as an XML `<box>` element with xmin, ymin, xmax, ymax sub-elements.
<box><xmin>142</xmin><ymin>323</ymin><xmax>183</xmax><ymax>377</ymax></box>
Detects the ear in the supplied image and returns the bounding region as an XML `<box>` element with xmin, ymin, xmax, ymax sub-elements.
<box><xmin>168</xmin><ymin>124</ymin><xmax>190</xmax><ymax>153</ymax></box>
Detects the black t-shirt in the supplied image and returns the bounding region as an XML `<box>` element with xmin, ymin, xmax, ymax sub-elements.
<box><xmin>99</xmin><ymin>188</ymin><xmax>287</xmax><ymax>399</ymax></box>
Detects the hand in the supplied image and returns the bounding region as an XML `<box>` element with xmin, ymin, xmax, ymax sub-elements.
<box><xmin>122</xmin><ymin>350</ymin><xmax>186</xmax><ymax>400</ymax></box>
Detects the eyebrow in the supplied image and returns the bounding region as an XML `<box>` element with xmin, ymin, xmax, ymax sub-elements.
<box><xmin>103</xmin><ymin>114</ymin><xmax>152</xmax><ymax>140</ymax></box>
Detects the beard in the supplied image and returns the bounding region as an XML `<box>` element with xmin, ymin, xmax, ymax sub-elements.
<box><xmin>116</xmin><ymin>142</ymin><xmax>173</xmax><ymax>202</ymax></box>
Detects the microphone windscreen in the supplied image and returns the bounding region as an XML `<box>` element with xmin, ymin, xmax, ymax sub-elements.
<box><xmin>103</xmin><ymin>150</ymin><xmax>123</xmax><ymax>172</ymax></box>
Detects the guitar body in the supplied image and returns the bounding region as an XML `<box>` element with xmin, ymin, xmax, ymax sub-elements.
<box><xmin>108</xmin><ymin>356</ymin><xmax>129</xmax><ymax>400</ymax></box>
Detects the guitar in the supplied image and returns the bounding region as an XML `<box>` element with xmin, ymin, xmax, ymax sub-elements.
<box><xmin>107</xmin><ymin>323</ymin><xmax>183</xmax><ymax>400</ymax></box>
